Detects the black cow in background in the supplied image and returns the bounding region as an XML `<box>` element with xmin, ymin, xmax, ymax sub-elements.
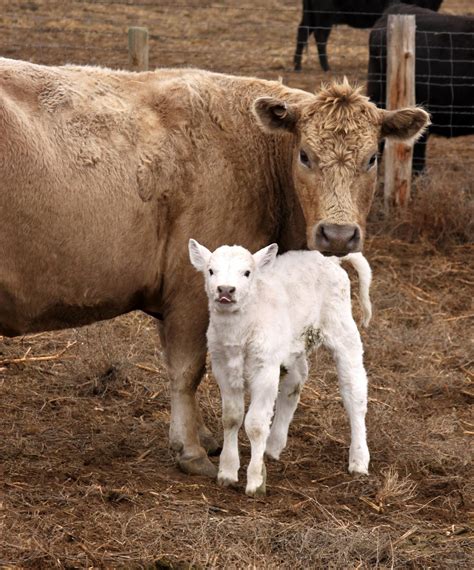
<box><xmin>367</xmin><ymin>3</ymin><xmax>474</xmax><ymax>172</ymax></box>
<box><xmin>294</xmin><ymin>0</ymin><xmax>443</xmax><ymax>71</ymax></box>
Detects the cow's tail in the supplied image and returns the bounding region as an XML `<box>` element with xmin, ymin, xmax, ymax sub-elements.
<box><xmin>340</xmin><ymin>253</ymin><xmax>372</xmax><ymax>327</ymax></box>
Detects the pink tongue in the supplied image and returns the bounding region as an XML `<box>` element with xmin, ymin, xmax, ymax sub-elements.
<box><xmin>219</xmin><ymin>297</ymin><xmax>232</xmax><ymax>304</ymax></box>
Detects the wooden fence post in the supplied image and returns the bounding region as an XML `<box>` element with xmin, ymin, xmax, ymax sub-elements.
<box><xmin>384</xmin><ymin>14</ymin><xmax>416</xmax><ymax>211</ymax></box>
<box><xmin>128</xmin><ymin>27</ymin><xmax>149</xmax><ymax>71</ymax></box>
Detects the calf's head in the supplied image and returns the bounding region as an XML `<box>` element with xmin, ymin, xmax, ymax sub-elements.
<box><xmin>189</xmin><ymin>239</ymin><xmax>278</xmax><ymax>312</ymax></box>
<box><xmin>253</xmin><ymin>80</ymin><xmax>430</xmax><ymax>255</ymax></box>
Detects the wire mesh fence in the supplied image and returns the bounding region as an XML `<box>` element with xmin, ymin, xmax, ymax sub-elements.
<box><xmin>0</xmin><ymin>0</ymin><xmax>473</xmax><ymax>168</ymax></box>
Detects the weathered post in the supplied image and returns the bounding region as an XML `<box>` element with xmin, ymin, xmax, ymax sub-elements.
<box><xmin>128</xmin><ymin>27</ymin><xmax>149</xmax><ymax>71</ymax></box>
<box><xmin>384</xmin><ymin>14</ymin><xmax>416</xmax><ymax>211</ymax></box>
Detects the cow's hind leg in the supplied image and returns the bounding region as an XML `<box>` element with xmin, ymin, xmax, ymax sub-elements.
<box><xmin>159</xmin><ymin>312</ymin><xmax>217</xmax><ymax>478</ymax></box>
<box><xmin>314</xmin><ymin>25</ymin><xmax>331</xmax><ymax>72</ymax></box>
<box><xmin>294</xmin><ymin>23</ymin><xmax>311</xmax><ymax>71</ymax></box>
<box><xmin>265</xmin><ymin>354</ymin><xmax>308</xmax><ymax>460</ymax></box>
<box><xmin>197</xmin><ymin>410</ymin><xmax>221</xmax><ymax>456</ymax></box>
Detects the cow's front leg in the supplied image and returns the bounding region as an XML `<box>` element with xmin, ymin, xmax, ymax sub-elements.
<box><xmin>212</xmin><ymin>354</ymin><xmax>245</xmax><ymax>487</ymax></box>
<box><xmin>159</xmin><ymin>310</ymin><xmax>217</xmax><ymax>478</ymax></box>
<box><xmin>245</xmin><ymin>364</ymin><xmax>280</xmax><ymax>497</ymax></box>
<box><xmin>266</xmin><ymin>353</ymin><xmax>308</xmax><ymax>460</ymax></box>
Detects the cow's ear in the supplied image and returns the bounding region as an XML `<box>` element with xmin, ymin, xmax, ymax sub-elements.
<box><xmin>253</xmin><ymin>243</ymin><xmax>278</xmax><ymax>269</ymax></box>
<box><xmin>188</xmin><ymin>239</ymin><xmax>212</xmax><ymax>272</ymax></box>
<box><xmin>381</xmin><ymin>107</ymin><xmax>430</xmax><ymax>141</ymax></box>
<box><xmin>253</xmin><ymin>97</ymin><xmax>300</xmax><ymax>133</ymax></box>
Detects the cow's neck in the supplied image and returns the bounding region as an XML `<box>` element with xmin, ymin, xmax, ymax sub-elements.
<box><xmin>265</xmin><ymin>135</ymin><xmax>307</xmax><ymax>253</ymax></box>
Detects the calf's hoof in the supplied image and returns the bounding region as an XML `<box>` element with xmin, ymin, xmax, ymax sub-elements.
<box><xmin>177</xmin><ymin>453</ymin><xmax>217</xmax><ymax>478</ymax></box>
<box><xmin>217</xmin><ymin>474</ymin><xmax>239</xmax><ymax>488</ymax></box>
<box><xmin>245</xmin><ymin>464</ymin><xmax>267</xmax><ymax>498</ymax></box>
<box><xmin>265</xmin><ymin>441</ymin><xmax>283</xmax><ymax>461</ymax></box>
<box><xmin>349</xmin><ymin>462</ymin><xmax>369</xmax><ymax>476</ymax></box>
<box><xmin>348</xmin><ymin>447</ymin><xmax>370</xmax><ymax>475</ymax></box>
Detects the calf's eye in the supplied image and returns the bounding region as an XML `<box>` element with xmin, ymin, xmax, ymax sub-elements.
<box><xmin>209</xmin><ymin>269</ymin><xmax>214</xmax><ymax>276</ymax></box>
<box><xmin>299</xmin><ymin>149</ymin><xmax>311</xmax><ymax>168</ymax></box>
<box><xmin>244</xmin><ymin>270</ymin><xmax>251</xmax><ymax>277</ymax></box>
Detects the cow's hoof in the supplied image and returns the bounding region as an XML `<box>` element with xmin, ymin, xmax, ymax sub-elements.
<box><xmin>199</xmin><ymin>432</ymin><xmax>222</xmax><ymax>457</ymax></box>
<box><xmin>177</xmin><ymin>454</ymin><xmax>217</xmax><ymax>478</ymax></box>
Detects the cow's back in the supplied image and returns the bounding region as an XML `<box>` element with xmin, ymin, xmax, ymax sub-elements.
<box><xmin>0</xmin><ymin>60</ymin><xmax>307</xmax><ymax>336</ymax></box>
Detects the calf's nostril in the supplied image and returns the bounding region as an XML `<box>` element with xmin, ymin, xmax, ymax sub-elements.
<box><xmin>217</xmin><ymin>286</ymin><xmax>235</xmax><ymax>295</ymax></box>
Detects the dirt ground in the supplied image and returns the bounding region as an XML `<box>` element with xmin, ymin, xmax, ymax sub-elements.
<box><xmin>1</xmin><ymin>1</ymin><xmax>473</xmax><ymax>568</ymax></box>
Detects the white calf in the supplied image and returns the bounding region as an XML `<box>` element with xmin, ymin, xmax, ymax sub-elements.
<box><xmin>189</xmin><ymin>240</ymin><xmax>372</xmax><ymax>497</ymax></box>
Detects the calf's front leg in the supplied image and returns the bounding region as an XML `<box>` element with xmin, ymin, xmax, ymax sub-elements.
<box><xmin>211</xmin><ymin>355</ymin><xmax>245</xmax><ymax>487</ymax></box>
<box><xmin>245</xmin><ymin>364</ymin><xmax>280</xmax><ymax>497</ymax></box>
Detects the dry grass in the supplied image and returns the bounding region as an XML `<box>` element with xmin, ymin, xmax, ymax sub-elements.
<box><xmin>1</xmin><ymin>0</ymin><xmax>473</xmax><ymax>568</ymax></box>
<box><xmin>371</xmin><ymin>165</ymin><xmax>474</xmax><ymax>248</ymax></box>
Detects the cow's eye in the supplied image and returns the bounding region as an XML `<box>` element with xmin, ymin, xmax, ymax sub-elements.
<box><xmin>367</xmin><ymin>153</ymin><xmax>377</xmax><ymax>170</ymax></box>
<box><xmin>299</xmin><ymin>149</ymin><xmax>311</xmax><ymax>168</ymax></box>
<box><xmin>209</xmin><ymin>269</ymin><xmax>214</xmax><ymax>276</ymax></box>
<box><xmin>244</xmin><ymin>270</ymin><xmax>251</xmax><ymax>277</ymax></box>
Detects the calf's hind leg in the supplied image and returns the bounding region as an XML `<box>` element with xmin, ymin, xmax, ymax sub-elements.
<box><xmin>266</xmin><ymin>354</ymin><xmax>308</xmax><ymax>460</ymax></box>
<box><xmin>159</xmin><ymin>309</ymin><xmax>217</xmax><ymax>477</ymax></box>
<box><xmin>324</xmin><ymin>317</ymin><xmax>370</xmax><ymax>475</ymax></box>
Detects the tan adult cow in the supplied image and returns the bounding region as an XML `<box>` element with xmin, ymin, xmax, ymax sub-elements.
<box><xmin>0</xmin><ymin>58</ymin><xmax>429</xmax><ymax>477</ymax></box>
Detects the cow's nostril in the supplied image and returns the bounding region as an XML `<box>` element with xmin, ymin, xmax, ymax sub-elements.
<box><xmin>229</xmin><ymin>287</ymin><xmax>236</xmax><ymax>294</ymax></box>
<box><xmin>314</xmin><ymin>222</ymin><xmax>362</xmax><ymax>255</ymax></box>
<box><xmin>217</xmin><ymin>286</ymin><xmax>223</xmax><ymax>293</ymax></box>
<box><xmin>348</xmin><ymin>227</ymin><xmax>360</xmax><ymax>245</ymax></box>
<box><xmin>318</xmin><ymin>225</ymin><xmax>331</xmax><ymax>245</ymax></box>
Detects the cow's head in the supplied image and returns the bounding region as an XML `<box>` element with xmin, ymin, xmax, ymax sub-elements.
<box><xmin>253</xmin><ymin>80</ymin><xmax>430</xmax><ymax>255</ymax></box>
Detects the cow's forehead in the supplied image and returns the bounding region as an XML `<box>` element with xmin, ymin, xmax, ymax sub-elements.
<box><xmin>301</xmin><ymin>81</ymin><xmax>382</xmax><ymax>140</ymax></box>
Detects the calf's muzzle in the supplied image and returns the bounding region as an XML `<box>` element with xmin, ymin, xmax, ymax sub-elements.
<box><xmin>314</xmin><ymin>223</ymin><xmax>361</xmax><ymax>256</ymax></box>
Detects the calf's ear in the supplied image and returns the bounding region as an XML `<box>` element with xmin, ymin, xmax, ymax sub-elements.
<box><xmin>188</xmin><ymin>239</ymin><xmax>212</xmax><ymax>272</ymax></box>
<box><xmin>253</xmin><ymin>97</ymin><xmax>300</xmax><ymax>133</ymax></box>
<box><xmin>253</xmin><ymin>243</ymin><xmax>278</xmax><ymax>269</ymax></box>
<box><xmin>381</xmin><ymin>107</ymin><xmax>430</xmax><ymax>141</ymax></box>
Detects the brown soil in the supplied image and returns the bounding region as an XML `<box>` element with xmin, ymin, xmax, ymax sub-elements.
<box><xmin>1</xmin><ymin>1</ymin><xmax>473</xmax><ymax>568</ymax></box>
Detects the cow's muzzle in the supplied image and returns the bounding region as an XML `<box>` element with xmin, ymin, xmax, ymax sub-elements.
<box><xmin>314</xmin><ymin>222</ymin><xmax>361</xmax><ymax>256</ymax></box>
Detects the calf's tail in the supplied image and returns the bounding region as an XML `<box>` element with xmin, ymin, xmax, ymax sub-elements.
<box><xmin>341</xmin><ymin>253</ymin><xmax>372</xmax><ymax>327</ymax></box>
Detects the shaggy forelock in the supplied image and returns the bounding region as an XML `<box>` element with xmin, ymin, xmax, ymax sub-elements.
<box><xmin>305</xmin><ymin>79</ymin><xmax>381</xmax><ymax>134</ymax></box>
